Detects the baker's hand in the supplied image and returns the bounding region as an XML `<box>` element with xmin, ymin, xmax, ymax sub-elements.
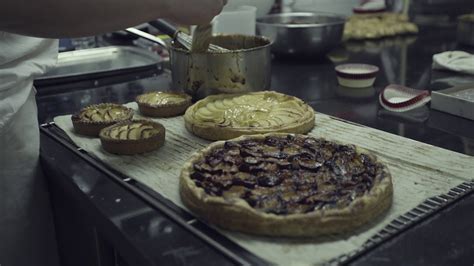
<box><xmin>163</xmin><ymin>0</ymin><xmax>227</xmax><ymax>25</ymax></box>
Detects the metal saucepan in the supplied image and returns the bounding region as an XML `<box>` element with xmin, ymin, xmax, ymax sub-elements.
<box><xmin>170</xmin><ymin>34</ymin><xmax>272</xmax><ymax>100</ymax></box>
<box><xmin>256</xmin><ymin>12</ymin><xmax>346</xmax><ymax>57</ymax></box>
<box><xmin>126</xmin><ymin>24</ymin><xmax>272</xmax><ymax>100</ymax></box>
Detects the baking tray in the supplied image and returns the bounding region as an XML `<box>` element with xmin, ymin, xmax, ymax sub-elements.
<box><xmin>40</xmin><ymin>122</ymin><xmax>474</xmax><ymax>266</ymax></box>
<box><xmin>35</xmin><ymin>46</ymin><xmax>162</xmax><ymax>86</ymax></box>
<box><xmin>39</xmin><ymin>122</ymin><xmax>265</xmax><ymax>266</ymax></box>
<box><xmin>330</xmin><ymin>181</ymin><xmax>474</xmax><ymax>265</ymax></box>
<box><xmin>431</xmin><ymin>83</ymin><xmax>474</xmax><ymax>121</ymax></box>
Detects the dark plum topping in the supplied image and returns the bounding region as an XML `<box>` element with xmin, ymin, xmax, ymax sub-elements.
<box><xmin>190</xmin><ymin>171</ymin><xmax>206</xmax><ymax>181</ymax></box>
<box><xmin>263</xmin><ymin>150</ymin><xmax>288</xmax><ymax>159</ymax></box>
<box><xmin>191</xmin><ymin>135</ymin><xmax>379</xmax><ymax>215</ymax></box>
<box><xmin>264</xmin><ymin>136</ymin><xmax>287</xmax><ymax>147</ymax></box>
<box><xmin>299</xmin><ymin>160</ymin><xmax>323</xmax><ymax>171</ymax></box>
<box><xmin>224</xmin><ymin>141</ymin><xmax>240</xmax><ymax>149</ymax></box>
<box><xmin>257</xmin><ymin>175</ymin><xmax>283</xmax><ymax>187</ymax></box>
<box><xmin>243</xmin><ymin>156</ymin><xmax>259</xmax><ymax>165</ymax></box>
<box><xmin>240</xmin><ymin>148</ymin><xmax>262</xmax><ymax>158</ymax></box>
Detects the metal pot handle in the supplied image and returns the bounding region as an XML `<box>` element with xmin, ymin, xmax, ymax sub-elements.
<box><xmin>124</xmin><ymin>27</ymin><xmax>168</xmax><ymax>50</ymax></box>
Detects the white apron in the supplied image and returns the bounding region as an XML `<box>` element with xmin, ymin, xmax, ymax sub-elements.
<box><xmin>0</xmin><ymin>32</ymin><xmax>60</xmax><ymax>266</ymax></box>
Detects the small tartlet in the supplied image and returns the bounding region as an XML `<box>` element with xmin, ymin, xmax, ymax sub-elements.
<box><xmin>99</xmin><ymin>119</ymin><xmax>166</xmax><ymax>155</ymax></box>
<box><xmin>71</xmin><ymin>103</ymin><xmax>134</xmax><ymax>137</ymax></box>
<box><xmin>136</xmin><ymin>91</ymin><xmax>192</xmax><ymax>117</ymax></box>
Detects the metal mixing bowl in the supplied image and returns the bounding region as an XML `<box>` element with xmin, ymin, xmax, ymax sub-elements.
<box><xmin>256</xmin><ymin>12</ymin><xmax>346</xmax><ymax>57</ymax></box>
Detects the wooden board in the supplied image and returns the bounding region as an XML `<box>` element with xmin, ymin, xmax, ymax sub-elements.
<box><xmin>54</xmin><ymin>102</ymin><xmax>473</xmax><ymax>265</ymax></box>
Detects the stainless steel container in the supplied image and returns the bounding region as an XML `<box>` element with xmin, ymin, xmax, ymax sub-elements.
<box><xmin>457</xmin><ymin>14</ymin><xmax>474</xmax><ymax>46</ymax></box>
<box><xmin>431</xmin><ymin>83</ymin><xmax>474</xmax><ymax>121</ymax></box>
<box><xmin>170</xmin><ymin>35</ymin><xmax>272</xmax><ymax>99</ymax></box>
<box><xmin>256</xmin><ymin>12</ymin><xmax>346</xmax><ymax>57</ymax></box>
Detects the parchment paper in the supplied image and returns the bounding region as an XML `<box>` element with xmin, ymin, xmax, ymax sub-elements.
<box><xmin>54</xmin><ymin>102</ymin><xmax>473</xmax><ymax>265</ymax></box>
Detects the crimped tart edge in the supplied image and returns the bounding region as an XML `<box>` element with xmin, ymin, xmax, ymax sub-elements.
<box><xmin>99</xmin><ymin>119</ymin><xmax>166</xmax><ymax>155</ymax></box>
<box><xmin>184</xmin><ymin>91</ymin><xmax>316</xmax><ymax>140</ymax></box>
<box><xmin>179</xmin><ymin>133</ymin><xmax>393</xmax><ymax>237</ymax></box>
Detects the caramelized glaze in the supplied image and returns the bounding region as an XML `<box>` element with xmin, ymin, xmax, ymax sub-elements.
<box><xmin>191</xmin><ymin>135</ymin><xmax>384</xmax><ymax>215</ymax></box>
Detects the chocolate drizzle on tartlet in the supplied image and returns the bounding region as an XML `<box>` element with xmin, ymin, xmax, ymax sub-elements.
<box><xmin>99</xmin><ymin>120</ymin><xmax>165</xmax><ymax>155</ymax></box>
<box><xmin>190</xmin><ymin>135</ymin><xmax>384</xmax><ymax>215</ymax></box>
<box><xmin>101</xmin><ymin>122</ymin><xmax>160</xmax><ymax>140</ymax></box>
<box><xmin>71</xmin><ymin>103</ymin><xmax>133</xmax><ymax>137</ymax></box>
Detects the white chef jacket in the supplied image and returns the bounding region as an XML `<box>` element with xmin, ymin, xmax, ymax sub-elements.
<box><xmin>0</xmin><ymin>32</ymin><xmax>60</xmax><ymax>266</ymax></box>
<box><xmin>0</xmin><ymin>32</ymin><xmax>58</xmax><ymax>132</ymax></box>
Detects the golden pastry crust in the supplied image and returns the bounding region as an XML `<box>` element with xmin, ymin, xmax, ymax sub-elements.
<box><xmin>344</xmin><ymin>12</ymin><xmax>418</xmax><ymax>40</ymax></box>
<box><xmin>136</xmin><ymin>91</ymin><xmax>192</xmax><ymax>117</ymax></box>
<box><xmin>184</xmin><ymin>91</ymin><xmax>315</xmax><ymax>141</ymax></box>
<box><xmin>180</xmin><ymin>133</ymin><xmax>393</xmax><ymax>237</ymax></box>
<box><xmin>99</xmin><ymin>119</ymin><xmax>165</xmax><ymax>155</ymax></box>
<box><xmin>71</xmin><ymin>103</ymin><xmax>133</xmax><ymax>137</ymax></box>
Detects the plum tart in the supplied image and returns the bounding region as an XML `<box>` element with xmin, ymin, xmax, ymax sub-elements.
<box><xmin>180</xmin><ymin>133</ymin><xmax>393</xmax><ymax>237</ymax></box>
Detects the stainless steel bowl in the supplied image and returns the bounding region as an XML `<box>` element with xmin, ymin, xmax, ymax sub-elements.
<box><xmin>256</xmin><ymin>12</ymin><xmax>346</xmax><ymax>57</ymax></box>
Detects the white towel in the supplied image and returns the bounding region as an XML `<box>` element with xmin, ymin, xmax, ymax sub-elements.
<box><xmin>432</xmin><ymin>51</ymin><xmax>474</xmax><ymax>75</ymax></box>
